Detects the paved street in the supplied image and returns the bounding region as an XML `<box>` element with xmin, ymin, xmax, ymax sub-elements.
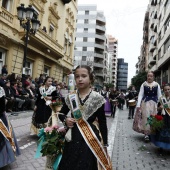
<box><xmin>112</xmin><ymin>108</ymin><xmax>170</xmax><ymax>170</ymax></box>
<box><xmin>1</xmin><ymin>107</ymin><xmax>170</xmax><ymax>170</ymax></box>
<box><xmin>0</xmin><ymin>111</ymin><xmax>115</xmax><ymax>170</ymax></box>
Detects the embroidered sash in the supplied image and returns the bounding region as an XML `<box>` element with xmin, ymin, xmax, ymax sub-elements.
<box><xmin>0</xmin><ymin>119</ymin><xmax>15</xmax><ymax>151</ymax></box>
<box><xmin>160</xmin><ymin>96</ymin><xmax>170</xmax><ymax>116</ymax></box>
<box><xmin>68</xmin><ymin>93</ymin><xmax>112</xmax><ymax>170</ymax></box>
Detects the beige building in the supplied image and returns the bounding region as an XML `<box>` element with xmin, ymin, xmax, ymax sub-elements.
<box><xmin>107</xmin><ymin>35</ymin><xmax>118</xmax><ymax>88</ymax></box>
<box><xmin>0</xmin><ymin>0</ymin><xmax>77</xmax><ymax>83</ymax></box>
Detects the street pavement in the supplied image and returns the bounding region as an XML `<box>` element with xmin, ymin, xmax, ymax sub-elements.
<box><xmin>0</xmin><ymin>111</ymin><xmax>115</xmax><ymax>170</ymax></box>
<box><xmin>112</xmin><ymin>107</ymin><xmax>170</xmax><ymax>170</ymax></box>
<box><xmin>1</xmin><ymin>107</ymin><xmax>170</xmax><ymax>170</ymax></box>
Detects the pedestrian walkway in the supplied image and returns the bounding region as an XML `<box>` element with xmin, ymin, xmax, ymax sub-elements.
<box><xmin>112</xmin><ymin>107</ymin><xmax>170</xmax><ymax>170</ymax></box>
<box><xmin>0</xmin><ymin>111</ymin><xmax>116</xmax><ymax>170</ymax></box>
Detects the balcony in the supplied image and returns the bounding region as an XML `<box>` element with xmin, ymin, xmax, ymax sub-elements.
<box><xmin>157</xmin><ymin>50</ymin><xmax>170</xmax><ymax>68</ymax></box>
<box><xmin>94</xmin><ymin>52</ymin><xmax>104</xmax><ymax>59</ymax></box>
<box><xmin>96</xmin><ymin>25</ymin><xmax>106</xmax><ymax>32</ymax></box>
<box><xmin>94</xmin><ymin>43</ymin><xmax>105</xmax><ymax>50</ymax></box>
<box><xmin>95</xmin><ymin>33</ymin><xmax>105</xmax><ymax>41</ymax></box>
<box><xmin>148</xmin><ymin>56</ymin><xmax>156</xmax><ymax>65</ymax></box>
<box><xmin>96</xmin><ymin>13</ymin><xmax>106</xmax><ymax>23</ymax></box>
<box><xmin>153</xmin><ymin>48</ymin><xmax>158</xmax><ymax>58</ymax></box>
<box><xmin>154</xmin><ymin>19</ymin><xmax>159</xmax><ymax>28</ymax></box>
<box><xmin>149</xmin><ymin>43</ymin><xmax>156</xmax><ymax>52</ymax></box>
<box><xmin>0</xmin><ymin>7</ymin><xmax>14</xmax><ymax>24</ymax></box>
<box><xmin>93</xmin><ymin>63</ymin><xmax>104</xmax><ymax>68</ymax></box>
<box><xmin>95</xmin><ymin>72</ymin><xmax>103</xmax><ymax>77</ymax></box>
<box><xmin>149</xmin><ymin>18</ymin><xmax>154</xmax><ymax>29</ymax></box>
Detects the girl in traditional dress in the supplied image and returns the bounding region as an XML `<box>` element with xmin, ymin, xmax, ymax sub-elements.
<box><xmin>134</xmin><ymin>71</ymin><xmax>162</xmax><ymax>142</ymax></box>
<box><xmin>58</xmin><ymin>65</ymin><xmax>112</xmax><ymax>170</ymax></box>
<box><xmin>150</xmin><ymin>84</ymin><xmax>170</xmax><ymax>150</ymax></box>
<box><xmin>100</xmin><ymin>86</ymin><xmax>111</xmax><ymax>116</ymax></box>
<box><xmin>0</xmin><ymin>87</ymin><xmax>20</xmax><ymax>168</ymax></box>
<box><xmin>30</xmin><ymin>76</ymin><xmax>58</xmax><ymax>135</ymax></box>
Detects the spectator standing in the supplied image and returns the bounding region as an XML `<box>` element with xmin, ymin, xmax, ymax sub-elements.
<box><xmin>1</xmin><ymin>65</ymin><xmax>8</xmax><ymax>75</ymax></box>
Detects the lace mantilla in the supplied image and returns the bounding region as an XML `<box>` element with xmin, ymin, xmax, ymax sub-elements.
<box><xmin>0</xmin><ymin>87</ymin><xmax>5</xmax><ymax>98</ymax></box>
<box><xmin>143</xmin><ymin>81</ymin><xmax>158</xmax><ymax>88</ymax></box>
<box><xmin>39</xmin><ymin>85</ymin><xmax>56</xmax><ymax>99</ymax></box>
<box><xmin>65</xmin><ymin>91</ymin><xmax>106</xmax><ymax>120</ymax></box>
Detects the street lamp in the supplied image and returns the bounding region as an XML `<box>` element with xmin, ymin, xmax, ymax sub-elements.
<box><xmin>17</xmin><ymin>4</ymin><xmax>41</xmax><ymax>74</ymax></box>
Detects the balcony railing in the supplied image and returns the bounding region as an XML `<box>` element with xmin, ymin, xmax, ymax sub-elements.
<box><xmin>0</xmin><ymin>7</ymin><xmax>14</xmax><ymax>24</ymax></box>
<box><xmin>94</xmin><ymin>52</ymin><xmax>104</xmax><ymax>59</ymax></box>
<box><xmin>93</xmin><ymin>63</ymin><xmax>104</xmax><ymax>68</ymax></box>
<box><xmin>96</xmin><ymin>25</ymin><xmax>106</xmax><ymax>32</ymax></box>
<box><xmin>149</xmin><ymin>43</ymin><xmax>156</xmax><ymax>52</ymax></box>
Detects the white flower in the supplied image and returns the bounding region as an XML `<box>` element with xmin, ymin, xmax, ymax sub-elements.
<box><xmin>46</xmin><ymin>100</ymin><xmax>52</xmax><ymax>106</ymax></box>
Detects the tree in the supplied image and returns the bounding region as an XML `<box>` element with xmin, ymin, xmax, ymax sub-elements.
<box><xmin>131</xmin><ymin>71</ymin><xmax>147</xmax><ymax>91</ymax></box>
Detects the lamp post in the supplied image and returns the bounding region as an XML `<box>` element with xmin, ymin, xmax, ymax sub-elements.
<box><xmin>17</xmin><ymin>4</ymin><xmax>40</xmax><ymax>75</ymax></box>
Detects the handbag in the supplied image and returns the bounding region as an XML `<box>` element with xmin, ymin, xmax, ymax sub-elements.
<box><xmin>132</xmin><ymin>109</ymin><xmax>143</xmax><ymax>133</ymax></box>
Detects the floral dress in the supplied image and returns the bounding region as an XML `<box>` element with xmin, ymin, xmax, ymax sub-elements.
<box><xmin>134</xmin><ymin>81</ymin><xmax>161</xmax><ymax>134</ymax></box>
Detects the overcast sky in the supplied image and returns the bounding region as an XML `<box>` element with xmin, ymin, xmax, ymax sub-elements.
<box><xmin>78</xmin><ymin>0</ymin><xmax>149</xmax><ymax>84</ymax></box>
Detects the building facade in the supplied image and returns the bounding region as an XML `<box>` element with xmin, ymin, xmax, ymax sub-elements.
<box><xmin>107</xmin><ymin>35</ymin><xmax>118</xmax><ymax>88</ymax></box>
<box><xmin>74</xmin><ymin>5</ymin><xmax>106</xmax><ymax>89</ymax></box>
<box><xmin>137</xmin><ymin>0</ymin><xmax>170</xmax><ymax>86</ymax></box>
<box><xmin>0</xmin><ymin>0</ymin><xmax>77</xmax><ymax>83</ymax></box>
<box><xmin>117</xmin><ymin>58</ymin><xmax>128</xmax><ymax>91</ymax></box>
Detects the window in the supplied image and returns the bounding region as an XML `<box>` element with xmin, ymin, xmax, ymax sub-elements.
<box><xmin>84</xmin><ymin>19</ymin><xmax>89</xmax><ymax>24</ymax></box>
<box><xmin>158</xmin><ymin>49</ymin><xmax>161</xmax><ymax>59</ymax></box>
<box><xmin>82</xmin><ymin>56</ymin><xmax>86</xmax><ymax>61</ymax></box>
<box><xmin>44</xmin><ymin>66</ymin><xmax>50</xmax><ymax>76</ymax></box>
<box><xmin>2</xmin><ymin>0</ymin><xmax>13</xmax><ymax>12</ymax></box>
<box><xmin>83</xmin><ymin>47</ymin><xmax>87</xmax><ymax>51</ymax></box>
<box><xmin>83</xmin><ymin>37</ymin><xmax>88</xmax><ymax>42</ymax></box>
<box><xmin>165</xmin><ymin>0</ymin><xmax>170</xmax><ymax>12</ymax></box>
<box><xmin>64</xmin><ymin>32</ymin><xmax>69</xmax><ymax>53</ymax></box>
<box><xmin>164</xmin><ymin>16</ymin><xmax>170</xmax><ymax>33</ymax></box>
<box><xmin>85</xmin><ymin>10</ymin><xmax>89</xmax><ymax>15</ymax></box>
<box><xmin>84</xmin><ymin>28</ymin><xmax>88</xmax><ymax>32</ymax></box>
<box><xmin>25</xmin><ymin>61</ymin><xmax>33</xmax><ymax>76</ymax></box>
<box><xmin>49</xmin><ymin>24</ymin><xmax>54</xmax><ymax>38</ymax></box>
<box><xmin>164</xmin><ymin>37</ymin><xmax>170</xmax><ymax>53</ymax></box>
<box><xmin>0</xmin><ymin>49</ymin><xmax>5</xmax><ymax>73</ymax></box>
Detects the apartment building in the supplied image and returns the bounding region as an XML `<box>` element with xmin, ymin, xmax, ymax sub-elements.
<box><xmin>136</xmin><ymin>9</ymin><xmax>149</xmax><ymax>75</ymax></box>
<box><xmin>137</xmin><ymin>0</ymin><xmax>170</xmax><ymax>85</ymax></box>
<box><xmin>117</xmin><ymin>58</ymin><xmax>128</xmax><ymax>91</ymax></box>
<box><xmin>0</xmin><ymin>0</ymin><xmax>77</xmax><ymax>82</ymax></box>
<box><xmin>74</xmin><ymin>5</ymin><xmax>106</xmax><ymax>89</ymax></box>
<box><xmin>107</xmin><ymin>35</ymin><xmax>118</xmax><ymax>88</ymax></box>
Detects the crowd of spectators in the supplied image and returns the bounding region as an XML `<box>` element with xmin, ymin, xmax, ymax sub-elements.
<box><xmin>0</xmin><ymin>67</ymin><xmax>68</xmax><ymax>113</ymax></box>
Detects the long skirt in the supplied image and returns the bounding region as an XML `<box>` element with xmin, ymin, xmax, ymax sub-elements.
<box><xmin>133</xmin><ymin>100</ymin><xmax>157</xmax><ymax>135</ymax></box>
<box><xmin>104</xmin><ymin>98</ymin><xmax>111</xmax><ymax>115</ymax></box>
<box><xmin>58</xmin><ymin>123</ymin><xmax>100</xmax><ymax>170</ymax></box>
<box><xmin>0</xmin><ymin>112</ymin><xmax>20</xmax><ymax>168</ymax></box>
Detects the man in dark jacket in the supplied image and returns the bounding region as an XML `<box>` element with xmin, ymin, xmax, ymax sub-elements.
<box><xmin>127</xmin><ymin>86</ymin><xmax>138</xmax><ymax>119</ymax></box>
<box><xmin>4</xmin><ymin>80</ymin><xmax>15</xmax><ymax>112</ymax></box>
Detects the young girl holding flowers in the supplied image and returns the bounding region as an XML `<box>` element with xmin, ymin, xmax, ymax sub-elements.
<box><xmin>150</xmin><ymin>84</ymin><xmax>170</xmax><ymax>150</ymax></box>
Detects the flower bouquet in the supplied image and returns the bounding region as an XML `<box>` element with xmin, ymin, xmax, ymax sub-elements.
<box><xmin>35</xmin><ymin>125</ymin><xmax>65</xmax><ymax>170</ymax></box>
<box><xmin>146</xmin><ymin>114</ymin><xmax>164</xmax><ymax>134</ymax></box>
<box><xmin>51</xmin><ymin>98</ymin><xmax>63</xmax><ymax>112</ymax></box>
